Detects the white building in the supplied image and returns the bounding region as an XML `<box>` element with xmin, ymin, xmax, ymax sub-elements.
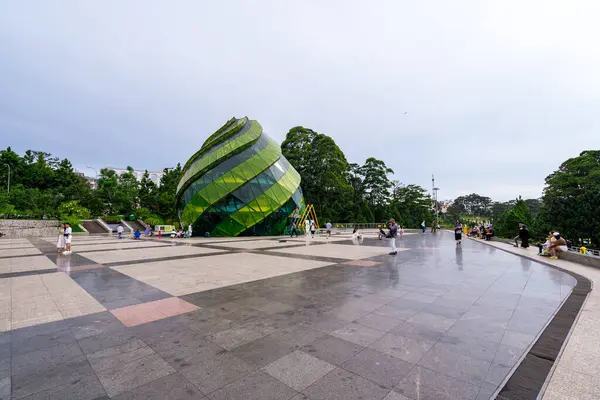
<box><xmin>105</xmin><ymin>167</ymin><xmax>165</xmax><ymax>186</ymax></box>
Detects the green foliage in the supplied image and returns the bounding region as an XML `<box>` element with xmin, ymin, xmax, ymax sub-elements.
<box><xmin>58</xmin><ymin>200</ymin><xmax>90</xmax><ymax>225</ymax></box>
<box><xmin>493</xmin><ymin>197</ymin><xmax>534</xmax><ymax>238</ymax></box>
<box><xmin>390</xmin><ymin>183</ymin><xmax>433</xmax><ymax>228</ymax></box>
<box><xmin>102</xmin><ymin>215</ymin><xmax>123</xmax><ymax>224</ymax></box>
<box><xmin>541</xmin><ymin>150</ymin><xmax>600</xmax><ymax>246</ymax></box>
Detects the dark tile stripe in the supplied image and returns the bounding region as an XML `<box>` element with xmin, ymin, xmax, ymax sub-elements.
<box><xmin>0</xmin><ymin>268</ymin><xmax>57</xmax><ymax>279</ymax></box>
<box><xmin>102</xmin><ymin>251</ymin><xmax>231</xmax><ymax>268</ymax></box>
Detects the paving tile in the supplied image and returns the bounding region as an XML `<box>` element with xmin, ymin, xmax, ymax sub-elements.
<box><xmin>394</xmin><ymin>365</ymin><xmax>481</xmax><ymax>400</ymax></box>
<box><xmin>373</xmin><ymin>305</ymin><xmax>418</xmax><ymax>320</ymax></box>
<box><xmin>390</xmin><ymin>321</ymin><xmax>446</xmax><ymax>342</ymax></box>
<box><xmin>95</xmin><ymin>353</ymin><xmax>176</xmax><ymax>397</ymax></box>
<box><xmin>268</xmin><ymin>325</ymin><xmax>326</xmax><ymax>347</ymax></box>
<box><xmin>492</xmin><ymin>344</ymin><xmax>523</xmax><ymax>367</ymax></box>
<box><xmin>262</xmin><ymin>350</ymin><xmax>335</xmax><ymax>391</ymax></box>
<box><xmin>11</xmin><ymin>356</ymin><xmax>96</xmax><ymax>399</ymax></box>
<box><xmin>369</xmin><ymin>333</ymin><xmax>436</xmax><ymax>363</ymax></box>
<box><xmin>17</xmin><ymin>374</ymin><xmax>107</xmax><ymax>400</ymax></box>
<box><xmin>0</xmin><ymin>377</ymin><xmax>9</xmax><ymax>400</ymax></box>
<box><xmin>129</xmin><ymin>316</ymin><xmax>194</xmax><ymax>346</ymax></box>
<box><xmin>304</xmin><ymin>315</ymin><xmax>348</xmax><ymax>334</ymax></box>
<box><xmin>301</xmin><ymin>335</ymin><xmax>364</xmax><ymax>365</ymax></box>
<box><xmin>437</xmin><ymin>335</ymin><xmax>500</xmax><ymax>362</ymax></box>
<box><xmin>11</xmin><ymin>341</ymin><xmax>84</xmax><ymax>375</ymax></box>
<box><xmin>153</xmin><ymin>335</ymin><xmax>225</xmax><ymax>370</ymax></box>
<box><xmin>173</xmin><ymin>310</ymin><xmax>235</xmax><ymax>336</ymax></box>
<box><xmin>500</xmin><ymin>330</ymin><xmax>536</xmax><ymax>349</ymax></box>
<box><xmin>77</xmin><ymin>325</ymin><xmax>137</xmax><ymax>355</ymax></box>
<box><xmin>110</xmin><ymin>302</ymin><xmax>168</xmax><ymax>327</ymax></box>
<box><xmin>232</xmin><ymin>336</ymin><xmax>296</xmax><ymax>367</ymax></box>
<box><xmin>341</xmin><ymin>347</ymin><xmax>413</xmax><ymax>388</ymax></box>
<box><xmin>354</xmin><ymin>313</ymin><xmax>403</xmax><ymax>332</ymax></box>
<box><xmin>180</xmin><ymin>352</ymin><xmax>257</xmax><ymax>394</ymax></box>
<box><xmin>208</xmin><ymin>325</ymin><xmax>267</xmax><ymax>350</ymax></box>
<box><xmin>89</xmin><ymin>344</ymin><xmax>155</xmax><ymax>373</ymax></box>
<box><xmin>330</xmin><ymin>322</ymin><xmax>386</xmax><ymax>346</ymax></box>
<box><xmin>210</xmin><ymin>370</ymin><xmax>298</xmax><ymax>400</ymax></box>
<box><xmin>418</xmin><ymin>345</ymin><xmax>491</xmax><ymax>386</ymax></box>
<box><xmin>343</xmin><ymin>260</ymin><xmax>382</xmax><ymax>267</ymax></box>
<box><xmin>405</xmin><ymin>312</ymin><xmax>457</xmax><ymax>332</ymax></box>
<box><xmin>111</xmin><ymin>372</ymin><xmax>206</xmax><ymax>399</ymax></box>
<box><xmin>302</xmin><ymin>367</ymin><xmax>390</xmax><ymax>400</ymax></box>
<box><xmin>12</xmin><ymin>327</ymin><xmax>76</xmax><ymax>356</ymax></box>
<box><xmin>383</xmin><ymin>391</ymin><xmax>412</xmax><ymax>400</ymax></box>
<box><xmin>484</xmin><ymin>362</ymin><xmax>512</xmax><ymax>387</ymax></box>
<box><xmin>401</xmin><ymin>292</ymin><xmax>439</xmax><ymax>304</ymax></box>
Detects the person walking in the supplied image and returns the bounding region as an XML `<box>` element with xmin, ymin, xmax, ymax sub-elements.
<box><xmin>144</xmin><ymin>224</ymin><xmax>151</xmax><ymax>236</ymax></box>
<box><xmin>117</xmin><ymin>224</ymin><xmax>124</xmax><ymax>239</ymax></box>
<box><xmin>56</xmin><ymin>223</ymin><xmax>66</xmax><ymax>254</ymax></box>
<box><xmin>326</xmin><ymin>222</ymin><xmax>332</xmax><ymax>238</ymax></box>
<box><xmin>290</xmin><ymin>221</ymin><xmax>298</xmax><ymax>238</ymax></box>
<box><xmin>421</xmin><ymin>221</ymin><xmax>426</xmax><ymax>234</ymax></box>
<box><xmin>310</xmin><ymin>220</ymin><xmax>316</xmax><ymax>238</ymax></box>
<box><xmin>514</xmin><ymin>223</ymin><xmax>530</xmax><ymax>248</ymax></box>
<box><xmin>63</xmin><ymin>223</ymin><xmax>73</xmax><ymax>255</ymax></box>
<box><xmin>454</xmin><ymin>220</ymin><xmax>463</xmax><ymax>247</ymax></box>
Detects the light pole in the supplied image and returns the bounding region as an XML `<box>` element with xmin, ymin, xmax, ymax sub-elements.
<box><xmin>432</xmin><ymin>174</ymin><xmax>439</xmax><ymax>229</ymax></box>
<box><xmin>3</xmin><ymin>163</ymin><xmax>9</xmax><ymax>193</ymax></box>
<box><xmin>86</xmin><ymin>166</ymin><xmax>98</xmax><ymax>189</ymax></box>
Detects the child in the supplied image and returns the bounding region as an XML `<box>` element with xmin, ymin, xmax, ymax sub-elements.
<box><xmin>133</xmin><ymin>229</ymin><xmax>141</xmax><ymax>240</ymax></box>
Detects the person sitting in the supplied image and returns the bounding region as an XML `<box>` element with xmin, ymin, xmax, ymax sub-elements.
<box><xmin>549</xmin><ymin>232</ymin><xmax>568</xmax><ymax>259</ymax></box>
<box><xmin>133</xmin><ymin>229</ymin><xmax>141</xmax><ymax>240</ymax></box>
<box><xmin>485</xmin><ymin>226</ymin><xmax>493</xmax><ymax>241</ymax></box>
<box><xmin>537</xmin><ymin>232</ymin><xmax>553</xmax><ymax>255</ymax></box>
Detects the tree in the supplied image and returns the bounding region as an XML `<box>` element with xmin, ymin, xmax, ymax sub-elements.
<box><xmin>541</xmin><ymin>150</ymin><xmax>600</xmax><ymax>246</ymax></box>
<box><xmin>359</xmin><ymin>158</ymin><xmax>393</xmax><ymax>221</ymax></box>
<box><xmin>58</xmin><ymin>200</ymin><xmax>91</xmax><ymax>225</ymax></box>
<box><xmin>139</xmin><ymin>170</ymin><xmax>158</xmax><ymax>210</ymax></box>
<box><xmin>390</xmin><ymin>183</ymin><xmax>432</xmax><ymax>228</ymax></box>
<box><xmin>282</xmin><ymin>127</ymin><xmax>352</xmax><ymax>222</ymax></box>
<box><xmin>493</xmin><ymin>197</ymin><xmax>534</xmax><ymax>238</ymax></box>
<box><xmin>156</xmin><ymin>165</ymin><xmax>181</xmax><ymax>224</ymax></box>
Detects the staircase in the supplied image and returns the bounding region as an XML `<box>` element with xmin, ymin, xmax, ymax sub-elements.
<box><xmin>81</xmin><ymin>220</ymin><xmax>110</xmax><ymax>234</ymax></box>
<box><xmin>128</xmin><ymin>220</ymin><xmax>147</xmax><ymax>232</ymax></box>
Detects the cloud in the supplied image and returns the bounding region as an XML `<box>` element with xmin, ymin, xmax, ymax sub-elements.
<box><xmin>1</xmin><ymin>0</ymin><xmax>598</xmax><ymax>201</ymax></box>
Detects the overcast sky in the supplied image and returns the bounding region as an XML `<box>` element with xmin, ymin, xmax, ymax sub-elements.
<box><xmin>1</xmin><ymin>1</ymin><xmax>598</xmax><ymax>201</ymax></box>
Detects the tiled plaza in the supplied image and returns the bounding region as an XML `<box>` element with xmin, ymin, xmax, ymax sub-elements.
<box><xmin>0</xmin><ymin>231</ymin><xmax>581</xmax><ymax>399</ymax></box>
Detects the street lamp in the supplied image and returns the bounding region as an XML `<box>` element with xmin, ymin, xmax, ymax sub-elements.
<box><xmin>86</xmin><ymin>166</ymin><xmax>98</xmax><ymax>189</ymax></box>
<box><xmin>433</xmin><ymin>187</ymin><xmax>440</xmax><ymax>228</ymax></box>
<box><xmin>3</xmin><ymin>163</ymin><xmax>9</xmax><ymax>193</ymax></box>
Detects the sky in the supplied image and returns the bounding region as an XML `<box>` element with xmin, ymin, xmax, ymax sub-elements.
<box><xmin>1</xmin><ymin>0</ymin><xmax>599</xmax><ymax>201</ymax></box>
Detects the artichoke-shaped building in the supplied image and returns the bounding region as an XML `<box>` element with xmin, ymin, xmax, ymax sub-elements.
<box><xmin>176</xmin><ymin>117</ymin><xmax>304</xmax><ymax>236</ymax></box>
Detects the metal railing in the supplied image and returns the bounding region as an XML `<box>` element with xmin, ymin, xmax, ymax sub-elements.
<box><xmin>569</xmin><ymin>246</ymin><xmax>600</xmax><ymax>258</ymax></box>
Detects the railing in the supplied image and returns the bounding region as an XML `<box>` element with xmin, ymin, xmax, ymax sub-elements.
<box><xmin>569</xmin><ymin>246</ymin><xmax>600</xmax><ymax>258</ymax></box>
<box><xmin>332</xmin><ymin>223</ymin><xmax>391</xmax><ymax>230</ymax></box>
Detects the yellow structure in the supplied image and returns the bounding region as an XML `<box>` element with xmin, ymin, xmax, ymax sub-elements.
<box><xmin>580</xmin><ymin>247</ymin><xmax>587</xmax><ymax>255</ymax></box>
<box><xmin>296</xmin><ymin>204</ymin><xmax>320</xmax><ymax>232</ymax></box>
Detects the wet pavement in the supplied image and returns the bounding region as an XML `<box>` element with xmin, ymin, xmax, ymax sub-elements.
<box><xmin>0</xmin><ymin>231</ymin><xmax>577</xmax><ymax>399</ymax></box>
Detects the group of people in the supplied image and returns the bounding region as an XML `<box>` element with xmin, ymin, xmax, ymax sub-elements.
<box><xmin>56</xmin><ymin>223</ymin><xmax>73</xmax><ymax>254</ymax></box>
<box><xmin>289</xmin><ymin>220</ymin><xmax>332</xmax><ymax>238</ymax></box>
<box><xmin>514</xmin><ymin>223</ymin><xmax>568</xmax><ymax>259</ymax></box>
<box><xmin>468</xmin><ymin>223</ymin><xmax>494</xmax><ymax>241</ymax></box>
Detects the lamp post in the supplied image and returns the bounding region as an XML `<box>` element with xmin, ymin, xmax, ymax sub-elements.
<box><xmin>3</xmin><ymin>163</ymin><xmax>9</xmax><ymax>193</ymax></box>
<box><xmin>86</xmin><ymin>166</ymin><xmax>98</xmax><ymax>189</ymax></box>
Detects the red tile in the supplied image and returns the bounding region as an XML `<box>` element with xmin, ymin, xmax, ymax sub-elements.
<box><xmin>343</xmin><ymin>260</ymin><xmax>382</xmax><ymax>267</ymax></box>
<box><xmin>110</xmin><ymin>302</ymin><xmax>166</xmax><ymax>327</ymax></box>
<box><xmin>147</xmin><ymin>297</ymin><xmax>199</xmax><ymax>317</ymax></box>
<box><xmin>110</xmin><ymin>297</ymin><xmax>199</xmax><ymax>327</ymax></box>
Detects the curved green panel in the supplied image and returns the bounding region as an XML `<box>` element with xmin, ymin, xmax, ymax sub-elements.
<box><xmin>179</xmin><ymin>136</ymin><xmax>281</xmax><ymax>225</ymax></box>
<box><xmin>177</xmin><ymin>119</ymin><xmax>261</xmax><ymax>195</ymax></box>
<box><xmin>211</xmin><ymin>164</ymin><xmax>301</xmax><ymax>237</ymax></box>
<box><xmin>177</xmin><ymin>117</ymin><xmax>304</xmax><ymax>237</ymax></box>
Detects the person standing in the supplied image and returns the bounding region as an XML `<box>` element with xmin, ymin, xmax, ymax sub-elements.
<box><xmin>188</xmin><ymin>224</ymin><xmax>193</xmax><ymax>238</ymax></box>
<box><xmin>326</xmin><ymin>222</ymin><xmax>332</xmax><ymax>238</ymax></box>
<box><xmin>514</xmin><ymin>223</ymin><xmax>530</xmax><ymax>248</ymax></box>
<box><xmin>382</xmin><ymin>219</ymin><xmax>399</xmax><ymax>255</ymax></box>
<box><xmin>290</xmin><ymin>221</ymin><xmax>298</xmax><ymax>237</ymax></box>
<box><xmin>144</xmin><ymin>224</ymin><xmax>151</xmax><ymax>236</ymax></box>
<box><xmin>421</xmin><ymin>221</ymin><xmax>426</xmax><ymax>234</ymax></box>
<box><xmin>56</xmin><ymin>223</ymin><xmax>66</xmax><ymax>254</ymax></box>
<box><xmin>63</xmin><ymin>223</ymin><xmax>73</xmax><ymax>255</ymax></box>
<box><xmin>454</xmin><ymin>220</ymin><xmax>463</xmax><ymax>247</ymax></box>
<box><xmin>310</xmin><ymin>220</ymin><xmax>316</xmax><ymax>238</ymax></box>
<box><xmin>117</xmin><ymin>224</ymin><xmax>124</xmax><ymax>239</ymax></box>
